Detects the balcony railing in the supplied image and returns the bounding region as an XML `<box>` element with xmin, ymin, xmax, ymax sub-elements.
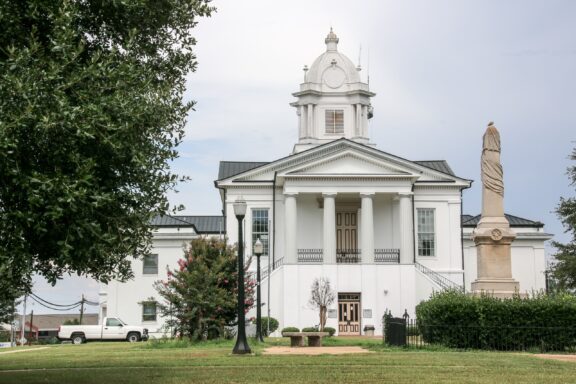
<box><xmin>297</xmin><ymin>249</ymin><xmax>323</xmax><ymax>263</ymax></box>
<box><xmin>375</xmin><ymin>249</ymin><xmax>400</xmax><ymax>263</ymax></box>
<box><xmin>337</xmin><ymin>249</ymin><xmax>361</xmax><ymax>263</ymax></box>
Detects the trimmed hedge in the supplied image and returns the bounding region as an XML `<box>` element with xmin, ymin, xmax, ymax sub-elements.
<box><xmin>323</xmin><ymin>327</ymin><xmax>336</xmax><ymax>336</ymax></box>
<box><xmin>416</xmin><ymin>290</ymin><xmax>576</xmax><ymax>351</ymax></box>
<box><xmin>301</xmin><ymin>326</ymin><xmax>318</xmax><ymax>332</ymax></box>
<box><xmin>281</xmin><ymin>327</ymin><xmax>299</xmax><ymax>334</ymax></box>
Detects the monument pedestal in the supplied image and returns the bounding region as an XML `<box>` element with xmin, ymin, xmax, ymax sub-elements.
<box><xmin>471</xmin><ymin>219</ymin><xmax>520</xmax><ymax>298</ymax></box>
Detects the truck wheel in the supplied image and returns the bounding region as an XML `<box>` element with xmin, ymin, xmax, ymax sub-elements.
<box><xmin>71</xmin><ymin>334</ymin><xmax>85</xmax><ymax>345</ymax></box>
<box><xmin>127</xmin><ymin>332</ymin><xmax>141</xmax><ymax>342</ymax></box>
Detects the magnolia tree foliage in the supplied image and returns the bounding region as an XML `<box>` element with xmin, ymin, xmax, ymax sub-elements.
<box><xmin>154</xmin><ymin>238</ymin><xmax>255</xmax><ymax>340</ymax></box>
<box><xmin>0</xmin><ymin>0</ymin><xmax>214</xmax><ymax>308</ymax></box>
<box><xmin>552</xmin><ymin>147</ymin><xmax>576</xmax><ymax>291</ymax></box>
<box><xmin>308</xmin><ymin>277</ymin><xmax>335</xmax><ymax>331</ymax></box>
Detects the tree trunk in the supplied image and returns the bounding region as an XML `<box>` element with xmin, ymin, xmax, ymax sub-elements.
<box><xmin>319</xmin><ymin>305</ymin><xmax>327</xmax><ymax>331</ymax></box>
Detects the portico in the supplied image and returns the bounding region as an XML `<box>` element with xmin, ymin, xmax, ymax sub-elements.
<box><xmin>282</xmin><ymin>189</ymin><xmax>415</xmax><ymax>266</ymax></box>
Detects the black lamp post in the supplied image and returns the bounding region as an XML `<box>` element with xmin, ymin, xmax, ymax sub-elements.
<box><xmin>232</xmin><ymin>197</ymin><xmax>251</xmax><ymax>354</ymax></box>
<box><xmin>253</xmin><ymin>238</ymin><xmax>264</xmax><ymax>342</ymax></box>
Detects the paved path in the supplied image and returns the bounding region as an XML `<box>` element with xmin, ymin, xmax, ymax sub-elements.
<box><xmin>534</xmin><ymin>354</ymin><xmax>576</xmax><ymax>363</ymax></box>
<box><xmin>263</xmin><ymin>346</ymin><xmax>371</xmax><ymax>355</ymax></box>
<box><xmin>0</xmin><ymin>347</ymin><xmax>50</xmax><ymax>355</ymax></box>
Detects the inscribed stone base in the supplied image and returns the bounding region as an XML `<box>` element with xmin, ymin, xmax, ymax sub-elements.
<box><xmin>471</xmin><ymin>278</ymin><xmax>522</xmax><ymax>298</ymax></box>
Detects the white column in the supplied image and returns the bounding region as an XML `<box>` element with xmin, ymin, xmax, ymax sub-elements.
<box><xmin>284</xmin><ymin>193</ymin><xmax>298</xmax><ymax>264</ymax></box>
<box><xmin>361</xmin><ymin>193</ymin><xmax>375</xmax><ymax>263</ymax></box>
<box><xmin>399</xmin><ymin>193</ymin><xmax>414</xmax><ymax>264</ymax></box>
<box><xmin>300</xmin><ymin>105</ymin><xmax>307</xmax><ymax>139</ymax></box>
<box><xmin>323</xmin><ymin>193</ymin><xmax>337</xmax><ymax>264</ymax></box>
<box><xmin>355</xmin><ymin>104</ymin><xmax>361</xmax><ymax>136</ymax></box>
<box><xmin>307</xmin><ymin>104</ymin><xmax>314</xmax><ymax>137</ymax></box>
<box><xmin>362</xmin><ymin>105</ymin><xmax>368</xmax><ymax>137</ymax></box>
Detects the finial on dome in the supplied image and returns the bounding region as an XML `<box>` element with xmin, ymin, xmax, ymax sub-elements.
<box><xmin>325</xmin><ymin>28</ymin><xmax>339</xmax><ymax>51</ymax></box>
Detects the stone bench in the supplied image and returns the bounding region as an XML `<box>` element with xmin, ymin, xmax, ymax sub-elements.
<box><xmin>283</xmin><ymin>332</ymin><xmax>329</xmax><ymax>347</ymax></box>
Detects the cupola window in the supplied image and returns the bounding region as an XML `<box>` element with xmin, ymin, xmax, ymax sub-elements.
<box><xmin>325</xmin><ymin>109</ymin><xmax>344</xmax><ymax>135</ymax></box>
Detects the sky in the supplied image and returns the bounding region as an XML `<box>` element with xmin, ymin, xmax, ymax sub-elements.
<box><xmin>26</xmin><ymin>0</ymin><xmax>576</xmax><ymax>315</ymax></box>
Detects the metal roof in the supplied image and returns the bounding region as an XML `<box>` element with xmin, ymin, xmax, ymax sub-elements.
<box><xmin>151</xmin><ymin>215</ymin><xmax>224</xmax><ymax>234</ymax></box>
<box><xmin>414</xmin><ymin>161</ymin><xmax>455</xmax><ymax>176</ymax></box>
<box><xmin>462</xmin><ymin>214</ymin><xmax>543</xmax><ymax>228</ymax></box>
<box><xmin>218</xmin><ymin>159</ymin><xmax>457</xmax><ymax>180</ymax></box>
<box><xmin>218</xmin><ymin>161</ymin><xmax>269</xmax><ymax>180</ymax></box>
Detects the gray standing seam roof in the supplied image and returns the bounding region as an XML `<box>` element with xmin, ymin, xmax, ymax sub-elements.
<box><xmin>414</xmin><ymin>161</ymin><xmax>455</xmax><ymax>176</ymax></box>
<box><xmin>462</xmin><ymin>214</ymin><xmax>543</xmax><ymax>228</ymax></box>
<box><xmin>151</xmin><ymin>215</ymin><xmax>224</xmax><ymax>234</ymax></box>
<box><xmin>218</xmin><ymin>160</ymin><xmax>456</xmax><ymax>180</ymax></box>
<box><xmin>218</xmin><ymin>161</ymin><xmax>269</xmax><ymax>180</ymax></box>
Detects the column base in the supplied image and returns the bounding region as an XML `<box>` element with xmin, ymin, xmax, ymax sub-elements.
<box><xmin>471</xmin><ymin>278</ymin><xmax>523</xmax><ymax>298</ymax></box>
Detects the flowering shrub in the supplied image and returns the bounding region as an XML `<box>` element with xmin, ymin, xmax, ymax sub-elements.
<box><xmin>154</xmin><ymin>238</ymin><xmax>255</xmax><ymax>340</ymax></box>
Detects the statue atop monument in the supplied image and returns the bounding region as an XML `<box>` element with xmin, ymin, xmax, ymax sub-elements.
<box><xmin>472</xmin><ymin>121</ymin><xmax>520</xmax><ymax>297</ymax></box>
<box><xmin>479</xmin><ymin>122</ymin><xmax>507</xmax><ymax>226</ymax></box>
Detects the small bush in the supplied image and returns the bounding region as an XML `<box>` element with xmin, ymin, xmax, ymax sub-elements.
<box><xmin>259</xmin><ymin>317</ymin><xmax>279</xmax><ymax>336</ymax></box>
<box><xmin>281</xmin><ymin>327</ymin><xmax>299</xmax><ymax>334</ymax></box>
<box><xmin>323</xmin><ymin>327</ymin><xmax>336</xmax><ymax>336</ymax></box>
<box><xmin>302</xmin><ymin>326</ymin><xmax>318</xmax><ymax>332</ymax></box>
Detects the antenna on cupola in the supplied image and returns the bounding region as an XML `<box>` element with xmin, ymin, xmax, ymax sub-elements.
<box><xmin>367</xmin><ymin>48</ymin><xmax>371</xmax><ymax>86</ymax></box>
<box><xmin>357</xmin><ymin>45</ymin><xmax>362</xmax><ymax>74</ymax></box>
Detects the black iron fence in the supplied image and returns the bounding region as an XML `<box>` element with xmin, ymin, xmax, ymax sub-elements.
<box><xmin>297</xmin><ymin>249</ymin><xmax>323</xmax><ymax>263</ymax></box>
<box><xmin>383</xmin><ymin>317</ymin><xmax>576</xmax><ymax>352</ymax></box>
<box><xmin>336</xmin><ymin>249</ymin><xmax>361</xmax><ymax>263</ymax></box>
<box><xmin>374</xmin><ymin>249</ymin><xmax>400</xmax><ymax>263</ymax></box>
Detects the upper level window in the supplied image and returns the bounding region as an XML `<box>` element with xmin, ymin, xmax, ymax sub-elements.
<box><xmin>417</xmin><ymin>208</ymin><xmax>436</xmax><ymax>256</ymax></box>
<box><xmin>252</xmin><ymin>209</ymin><xmax>269</xmax><ymax>256</ymax></box>
<box><xmin>143</xmin><ymin>254</ymin><xmax>158</xmax><ymax>275</ymax></box>
<box><xmin>325</xmin><ymin>109</ymin><xmax>344</xmax><ymax>135</ymax></box>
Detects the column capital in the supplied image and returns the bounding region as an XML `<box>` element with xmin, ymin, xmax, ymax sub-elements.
<box><xmin>284</xmin><ymin>192</ymin><xmax>299</xmax><ymax>197</ymax></box>
<box><xmin>322</xmin><ymin>192</ymin><xmax>337</xmax><ymax>198</ymax></box>
<box><xmin>360</xmin><ymin>192</ymin><xmax>375</xmax><ymax>198</ymax></box>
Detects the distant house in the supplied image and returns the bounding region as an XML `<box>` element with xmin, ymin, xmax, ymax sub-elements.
<box><xmin>14</xmin><ymin>313</ymin><xmax>98</xmax><ymax>341</ymax></box>
<box><xmin>100</xmin><ymin>30</ymin><xmax>552</xmax><ymax>337</ymax></box>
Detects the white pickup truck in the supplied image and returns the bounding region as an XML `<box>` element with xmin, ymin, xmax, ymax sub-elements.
<box><xmin>58</xmin><ymin>317</ymin><xmax>149</xmax><ymax>344</ymax></box>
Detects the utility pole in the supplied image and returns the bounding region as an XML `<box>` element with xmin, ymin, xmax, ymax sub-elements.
<box><xmin>20</xmin><ymin>295</ymin><xmax>27</xmax><ymax>345</ymax></box>
<box><xmin>28</xmin><ymin>310</ymin><xmax>34</xmax><ymax>345</ymax></box>
<box><xmin>79</xmin><ymin>294</ymin><xmax>85</xmax><ymax>325</ymax></box>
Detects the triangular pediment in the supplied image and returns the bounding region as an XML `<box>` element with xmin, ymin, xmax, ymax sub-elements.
<box><xmin>285</xmin><ymin>151</ymin><xmax>410</xmax><ymax>176</ymax></box>
<box><xmin>217</xmin><ymin>139</ymin><xmax>470</xmax><ymax>186</ymax></box>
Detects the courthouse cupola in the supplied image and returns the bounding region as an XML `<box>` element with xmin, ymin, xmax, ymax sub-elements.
<box><xmin>291</xmin><ymin>29</ymin><xmax>376</xmax><ymax>153</ymax></box>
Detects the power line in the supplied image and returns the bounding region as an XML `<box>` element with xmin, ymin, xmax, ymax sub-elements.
<box><xmin>29</xmin><ymin>296</ymin><xmax>81</xmax><ymax>311</ymax></box>
<box><xmin>30</xmin><ymin>293</ymin><xmax>81</xmax><ymax>308</ymax></box>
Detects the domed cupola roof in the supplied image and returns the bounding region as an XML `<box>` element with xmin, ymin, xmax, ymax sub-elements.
<box><xmin>305</xmin><ymin>28</ymin><xmax>361</xmax><ymax>90</ymax></box>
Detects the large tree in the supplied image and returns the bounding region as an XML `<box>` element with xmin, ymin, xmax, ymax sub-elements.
<box><xmin>154</xmin><ymin>238</ymin><xmax>255</xmax><ymax>340</ymax></box>
<box><xmin>0</xmin><ymin>1</ymin><xmax>214</xmax><ymax>307</ymax></box>
<box><xmin>552</xmin><ymin>147</ymin><xmax>576</xmax><ymax>290</ymax></box>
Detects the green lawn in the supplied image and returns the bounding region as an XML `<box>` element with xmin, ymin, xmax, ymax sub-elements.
<box><xmin>0</xmin><ymin>338</ymin><xmax>574</xmax><ymax>384</ymax></box>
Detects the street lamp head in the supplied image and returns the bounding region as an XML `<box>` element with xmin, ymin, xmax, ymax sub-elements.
<box><xmin>233</xmin><ymin>196</ymin><xmax>247</xmax><ymax>217</ymax></box>
<box><xmin>254</xmin><ymin>238</ymin><xmax>263</xmax><ymax>256</ymax></box>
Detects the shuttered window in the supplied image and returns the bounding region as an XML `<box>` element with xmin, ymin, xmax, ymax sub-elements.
<box><xmin>325</xmin><ymin>109</ymin><xmax>344</xmax><ymax>134</ymax></box>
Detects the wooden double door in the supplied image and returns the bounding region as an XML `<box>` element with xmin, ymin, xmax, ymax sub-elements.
<box><xmin>338</xmin><ymin>293</ymin><xmax>361</xmax><ymax>335</ymax></box>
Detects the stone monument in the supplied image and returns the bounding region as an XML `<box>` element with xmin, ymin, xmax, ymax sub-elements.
<box><xmin>471</xmin><ymin>122</ymin><xmax>520</xmax><ymax>297</ymax></box>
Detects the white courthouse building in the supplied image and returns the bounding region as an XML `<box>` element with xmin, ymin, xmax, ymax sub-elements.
<box><xmin>100</xmin><ymin>30</ymin><xmax>552</xmax><ymax>336</ymax></box>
